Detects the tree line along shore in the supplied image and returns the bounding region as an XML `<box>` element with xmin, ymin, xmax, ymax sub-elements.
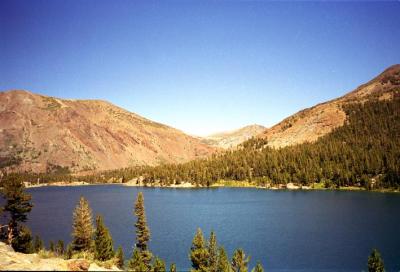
<box><xmin>2</xmin><ymin>95</ymin><xmax>399</xmax><ymax>193</ymax></box>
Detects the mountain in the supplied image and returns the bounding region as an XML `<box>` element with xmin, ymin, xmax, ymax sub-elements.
<box><xmin>0</xmin><ymin>90</ymin><xmax>216</xmax><ymax>173</ymax></box>
<box><xmin>260</xmin><ymin>64</ymin><xmax>400</xmax><ymax>147</ymax></box>
<box><xmin>201</xmin><ymin>125</ymin><xmax>266</xmax><ymax>149</ymax></box>
<box><xmin>106</xmin><ymin>64</ymin><xmax>399</xmax><ymax>190</ymax></box>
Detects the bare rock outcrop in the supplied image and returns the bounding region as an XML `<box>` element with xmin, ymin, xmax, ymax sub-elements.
<box><xmin>0</xmin><ymin>90</ymin><xmax>216</xmax><ymax>173</ymax></box>
<box><xmin>0</xmin><ymin>242</ymin><xmax>119</xmax><ymax>271</ymax></box>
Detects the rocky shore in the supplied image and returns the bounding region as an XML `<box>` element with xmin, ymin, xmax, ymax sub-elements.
<box><xmin>0</xmin><ymin>242</ymin><xmax>119</xmax><ymax>271</ymax></box>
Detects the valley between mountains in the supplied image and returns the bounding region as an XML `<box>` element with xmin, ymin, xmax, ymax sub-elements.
<box><xmin>0</xmin><ymin>64</ymin><xmax>399</xmax><ymax>190</ymax></box>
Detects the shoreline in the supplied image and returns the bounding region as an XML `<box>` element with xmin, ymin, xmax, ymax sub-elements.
<box><xmin>25</xmin><ymin>180</ymin><xmax>400</xmax><ymax>193</ymax></box>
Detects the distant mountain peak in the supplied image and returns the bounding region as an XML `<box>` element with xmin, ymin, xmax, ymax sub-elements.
<box><xmin>202</xmin><ymin>124</ymin><xmax>266</xmax><ymax>149</ymax></box>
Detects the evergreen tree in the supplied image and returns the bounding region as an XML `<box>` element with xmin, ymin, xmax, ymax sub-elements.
<box><xmin>72</xmin><ymin>196</ymin><xmax>94</xmax><ymax>252</ymax></box>
<box><xmin>65</xmin><ymin>243</ymin><xmax>73</xmax><ymax>259</ymax></box>
<box><xmin>94</xmin><ymin>215</ymin><xmax>114</xmax><ymax>261</ymax></box>
<box><xmin>49</xmin><ymin>240</ymin><xmax>55</xmax><ymax>252</ymax></box>
<box><xmin>208</xmin><ymin>231</ymin><xmax>218</xmax><ymax>272</ymax></box>
<box><xmin>169</xmin><ymin>263</ymin><xmax>177</xmax><ymax>272</ymax></box>
<box><xmin>368</xmin><ymin>249</ymin><xmax>385</xmax><ymax>272</ymax></box>
<box><xmin>189</xmin><ymin>228</ymin><xmax>209</xmax><ymax>272</ymax></box>
<box><xmin>133</xmin><ymin>192</ymin><xmax>152</xmax><ymax>269</ymax></box>
<box><xmin>134</xmin><ymin>192</ymin><xmax>150</xmax><ymax>250</ymax></box>
<box><xmin>33</xmin><ymin>235</ymin><xmax>44</xmax><ymax>253</ymax></box>
<box><xmin>153</xmin><ymin>256</ymin><xmax>166</xmax><ymax>272</ymax></box>
<box><xmin>251</xmin><ymin>262</ymin><xmax>264</xmax><ymax>272</ymax></box>
<box><xmin>56</xmin><ymin>240</ymin><xmax>65</xmax><ymax>256</ymax></box>
<box><xmin>11</xmin><ymin>225</ymin><xmax>33</xmax><ymax>253</ymax></box>
<box><xmin>115</xmin><ymin>245</ymin><xmax>125</xmax><ymax>269</ymax></box>
<box><xmin>217</xmin><ymin>246</ymin><xmax>232</xmax><ymax>272</ymax></box>
<box><xmin>231</xmin><ymin>249</ymin><xmax>250</xmax><ymax>272</ymax></box>
<box><xmin>1</xmin><ymin>175</ymin><xmax>33</xmax><ymax>245</ymax></box>
<box><xmin>128</xmin><ymin>248</ymin><xmax>147</xmax><ymax>272</ymax></box>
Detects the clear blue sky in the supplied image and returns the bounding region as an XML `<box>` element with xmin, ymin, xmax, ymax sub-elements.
<box><xmin>1</xmin><ymin>0</ymin><xmax>400</xmax><ymax>136</ymax></box>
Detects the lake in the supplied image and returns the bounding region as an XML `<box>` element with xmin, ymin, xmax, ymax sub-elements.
<box><xmin>25</xmin><ymin>185</ymin><xmax>400</xmax><ymax>271</ymax></box>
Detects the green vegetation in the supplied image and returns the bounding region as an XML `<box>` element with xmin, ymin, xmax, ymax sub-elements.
<box><xmin>72</xmin><ymin>196</ymin><xmax>94</xmax><ymax>252</ymax></box>
<box><xmin>6</xmin><ymin>95</ymin><xmax>399</xmax><ymax>193</ymax></box>
<box><xmin>94</xmin><ymin>215</ymin><xmax>114</xmax><ymax>261</ymax></box>
<box><xmin>92</xmin><ymin>95</ymin><xmax>400</xmax><ymax>191</ymax></box>
<box><xmin>115</xmin><ymin>245</ymin><xmax>125</xmax><ymax>269</ymax></box>
<box><xmin>368</xmin><ymin>249</ymin><xmax>385</xmax><ymax>272</ymax></box>
<box><xmin>33</xmin><ymin>235</ymin><xmax>44</xmax><ymax>252</ymax></box>
<box><xmin>189</xmin><ymin>228</ymin><xmax>262</xmax><ymax>272</ymax></box>
<box><xmin>128</xmin><ymin>192</ymin><xmax>154</xmax><ymax>271</ymax></box>
<box><xmin>42</xmin><ymin>97</ymin><xmax>62</xmax><ymax>111</ymax></box>
<box><xmin>189</xmin><ymin>228</ymin><xmax>209</xmax><ymax>272</ymax></box>
<box><xmin>11</xmin><ymin>225</ymin><xmax>33</xmax><ymax>253</ymax></box>
<box><xmin>0</xmin><ymin>175</ymin><xmax>33</xmax><ymax>250</ymax></box>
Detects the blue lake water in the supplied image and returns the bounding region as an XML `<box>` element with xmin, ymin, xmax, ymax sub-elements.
<box><xmin>25</xmin><ymin>185</ymin><xmax>400</xmax><ymax>271</ymax></box>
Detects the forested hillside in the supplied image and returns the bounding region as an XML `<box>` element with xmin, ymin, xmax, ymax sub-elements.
<box><xmin>100</xmin><ymin>93</ymin><xmax>399</xmax><ymax>189</ymax></box>
<box><xmin>11</xmin><ymin>90</ymin><xmax>399</xmax><ymax>190</ymax></box>
<box><xmin>3</xmin><ymin>65</ymin><xmax>400</xmax><ymax>190</ymax></box>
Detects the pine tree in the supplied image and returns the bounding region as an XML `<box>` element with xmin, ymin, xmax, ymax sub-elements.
<box><xmin>368</xmin><ymin>249</ymin><xmax>385</xmax><ymax>272</ymax></box>
<box><xmin>128</xmin><ymin>248</ymin><xmax>148</xmax><ymax>272</ymax></box>
<box><xmin>231</xmin><ymin>249</ymin><xmax>250</xmax><ymax>272</ymax></box>
<box><xmin>251</xmin><ymin>262</ymin><xmax>264</xmax><ymax>272</ymax></box>
<box><xmin>189</xmin><ymin>228</ymin><xmax>209</xmax><ymax>272</ymax></box>
<box><xmin>217</xmin><ymin>246</ymin><xmax>231</xmax><ymax>272</ymax></box>
<box><xmin>33</xmin><ymin>235</ymin><xmax>44</xmax><ymax>253</ymax></box>
<box><xmin>134</xmin><ymin>192</ymin><xmax>150</xmax><ymax>251</ymax></box>
<box><xmin>208</xmin><ymin>231</ymin><xmax>218</xmax><ymax>272</ymax></box>
<box><xmin>169</xmin><ymin>263</ymin><xmax>177</xmax><ymax>272</ymax></box>
<box><xmin>153</xmin><ymin>256</ymin><xmax>166</xmax><ymax>272</ymax></box>
<box><xmin>132</xmin><ymin>192</ymin><xmax>152</xmax><ymax>270</ymax></box>
<box><xmin>56</xmin><ymin>240</ymin><xmax>65</xmax><ymax>256</ymax></box>
<box><xmin>1</xmin><ymin>175</ymin><xmax>33</xmax><ymax>246</ymax></box>
<box><xmin>65</xmin><ymin>243</ymin><xmax>73</xmax><ymax>259</ymax></box>
<box><xmin>11</xmin><ymin>225</ymin><xmax>33</xmax><ymax>253</ymax></box>
<box><xmin>72</xmin><ymin>196</ymin><xmax>94</xmax><ymax>252</ymax></box>
<box><xmin>115</xmin><ymin>245</ymin><xmax>124</xmax><ymax>269</ymax></box>
<box><xmin>94</xmin><ymin>215</ymin><xmax>114</xmax><ymax>261</ymax></box>
<box><xmin>49</xmin><ymin>240</ymin><xmax>55</xmax><ymax>252</ymax></box>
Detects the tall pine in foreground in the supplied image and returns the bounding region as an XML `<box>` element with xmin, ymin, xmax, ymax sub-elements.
<box><xmin>71</xmin><ymin>196</ymin><xmax>94</xmax><ymax>251</ymax></box>
<box><xmin>368</xmin><ymin>249</ymin><xmax>385</xmax><ymax>272</ymax></box>
<box><xmin>128</xmin><ymin>192</ymin><xmax>153</xmax><ymax>271</ymax></box>
<box><xmin>1</xmin><ymin>175</ymin><xmax>33</xmax><ymax>247</ymax></box>
<box><xmin>189</xmin><ymin>228</ymin><xmax>209</xmax><ymax>272</ymax></box>
<box><xmin>94</xmin><ymin>215</ymin><xmax>114</xmax><ymax>261</ymax></box>
<box><xmin>208</xmin><ymin>231</ymin><xmax>218</xmax><ymax>272</ymax></box>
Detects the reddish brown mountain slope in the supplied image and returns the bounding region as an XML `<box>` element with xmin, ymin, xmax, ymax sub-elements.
<box><xmin>260</xmin><ymin>64</ymin><xmax>400</xmax><ymax>147</ymax></box>
<box><xmin>0</xmin><ymin>90</ymin><xmax>216</xmax><ymax>172</ymax></box>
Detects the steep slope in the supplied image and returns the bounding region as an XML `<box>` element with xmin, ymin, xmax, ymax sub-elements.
<box><xmin>260</xmin><ymin>64</ymin><xmax>400</xmax><ymax>148</ymax></box>
<box><xmin>0</xmin><ymin>90</ymin><xmax>216</xmax><ymax>172</ymax></box>
<box><xmin>202</xmin><ymin>124</ymin><xmax>266</xmax><ymax>149</ymax></box>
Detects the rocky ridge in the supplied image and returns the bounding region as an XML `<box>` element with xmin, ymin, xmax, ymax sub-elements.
<box><xmin>0</xmin><ymin>90</ymin><xmax>216</xmax><ymax>173</ymax></box>
<box><xmin>260</xmin><ymin>64</ymin><xmax>400</xmax><ymax>147</ymax></box>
